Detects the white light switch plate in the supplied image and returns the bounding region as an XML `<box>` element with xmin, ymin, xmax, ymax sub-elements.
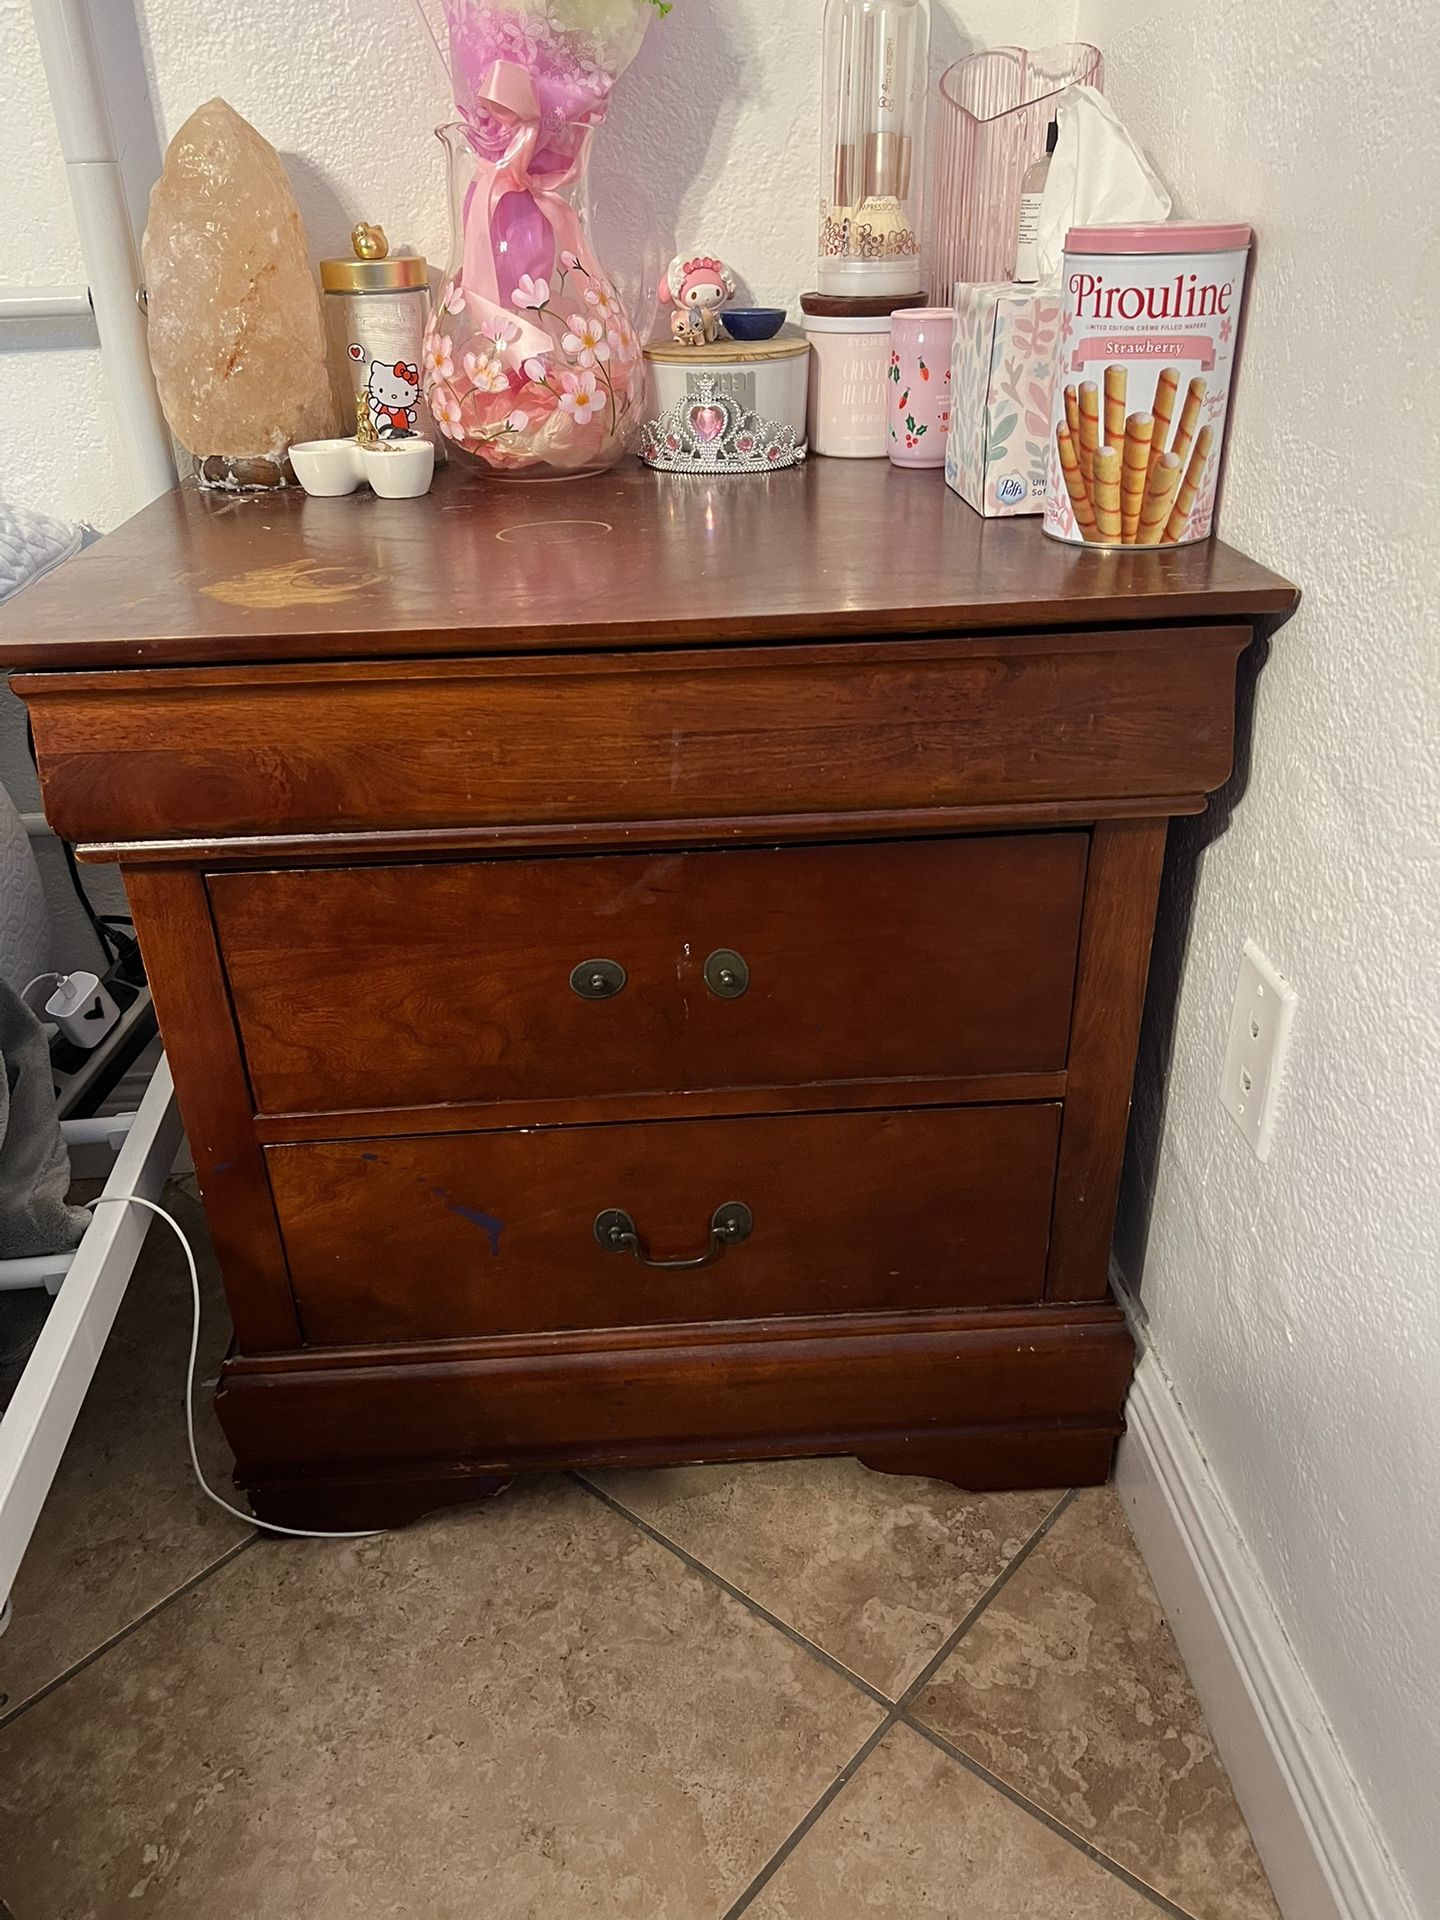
<box><xmin>1220</xmin><ymin>942</ymin><xmax>1298</xmax><ymax>1161</ymax></box>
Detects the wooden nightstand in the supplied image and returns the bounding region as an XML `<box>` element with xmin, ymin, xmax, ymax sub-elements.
<box><xmin>1</xmin><ymin>461</ymin><xmax>1296</xmax><ymax>1529</ymax></box>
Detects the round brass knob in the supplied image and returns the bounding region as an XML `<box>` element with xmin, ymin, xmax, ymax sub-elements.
<box><xmin>570</xmin><ymin>957</ymin><xmax>627</xmax><ymax>1000</ymax></box>
<box><xmin>703</xmin><ymin>948</ymin><xmax>750</xmax><ymax>998</ymax></box>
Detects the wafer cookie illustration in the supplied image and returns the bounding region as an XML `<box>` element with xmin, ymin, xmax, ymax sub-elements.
<box><xmin>1064</xmin><ymin>384</ymin><xmax>1081</xmax><ymax>448</ymax></box>
<box><xmin>1164</xmin><ymin>425</ymin><xmax>1214</xmax><ymax>543</ymax></box>
<box><xmin>1055</xmin><ymin>373</ymin><xmax>1221</xmax><ymax>546</ymax></box>
<box><xmin>1056</xmin><ymin>423</ymin><xmax>1098</xmax><ymax>537</ymax></box>
<box><xmin>1092</xmin><ymin>444</ymin><xmax>1122</xmax><ymax>541</ymax></box>
<box><xmin>1137</xmin><ymin>451</ymin><xmax>1183</xmax><ymax>545</ymax></box>
<box><xmin>1170</xmin><ymin>376</ymin><xmax>1207</xmax><ymax>468</ymax></box>
<box><xmin>1149</xmin><ymin>368</ymin><xmax>1179</xmax><ymax>482</ymax></box>
<box><xmin>1104</xmin><ymin>365</ymin><xmax>1127</xmax><ymax>448</ymax></box>
<box><xmin>1078</xmin><ymin>381</ymin><xmax>1101</xmax><ymax>486</ymax></box>
<box><xmin>1120</xmin><ymin>413</ymin><xmax>1155</xmax><ymax>544</ymax></box>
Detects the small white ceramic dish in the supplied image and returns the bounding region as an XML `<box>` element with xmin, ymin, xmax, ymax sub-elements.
<box><xmin>359</xmin><ymin>438</ymin><xmax>435</xmax><ymax>499</ymax></box>
<box><xmin>289</xmin><ymin>437</ymin><xmax>436</xmax><ymax>499</ymax></box>
<box><xmin>289</xmin><ymin>438</ymin><xmax>363</xmax><ymax>496</ymax></box>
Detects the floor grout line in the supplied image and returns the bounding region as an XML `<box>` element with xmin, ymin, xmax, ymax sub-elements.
<box><xmin>572</xmin><ymin>1473</ymin><xmax>896</xmax><ymax>1710</ymax></box>
<box><xmin>902</xmin><ymin>1718</ymin><xmax>1201</xmax><ymax>1920</ymax></box>
<box><xmin>720</xmin><ymin>1494</ymin><xmax>1079</xmax><ymax>1919</ymax></box>
<box><xmin>577</xmin><ymin>1479</ymin><xmax>1080</xmax><ymax>1920</ymax></box>
<box><xmin>892</xmin><ymin>1487</ymin><xmax>1077</xmax><ymax>1713</ymax></box>
<box><xmin>720</xmin><ymin>1718</ymin><xmax>895</xmax><ymax>1920</ymax></box>
<box><xmin>893</xmin><ymin>1484</ymin><xmax>1205</xmax><ymax>1917</ymax></box>
<box><xmin>0</xmin><ymin>1532</ymin><xmax>258</xmax><ymax>1734</ymax></box>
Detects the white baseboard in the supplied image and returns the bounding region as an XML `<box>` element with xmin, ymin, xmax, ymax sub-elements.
<box><xmin>1116</xmin><ymin>1350</ymin><xmax>1415</xmax><ymax>1920</ymax></box>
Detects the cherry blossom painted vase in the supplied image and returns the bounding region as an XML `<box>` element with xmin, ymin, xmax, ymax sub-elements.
<box><xmin>422</xmin><ymin>0</ymin><xmax>657</xmax><ymax>478</ymax></box>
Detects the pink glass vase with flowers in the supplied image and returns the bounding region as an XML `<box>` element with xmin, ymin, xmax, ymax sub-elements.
<box><xmin>423</xmin><ymin>0</ymin><xmax>669</xmax><ymax>478</ymax></box>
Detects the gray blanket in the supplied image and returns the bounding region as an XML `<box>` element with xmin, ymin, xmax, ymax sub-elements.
<box><xmin>0</xmin><ymin>981</ymin><xmax>87</xmax><ymax>1258</ymax></box>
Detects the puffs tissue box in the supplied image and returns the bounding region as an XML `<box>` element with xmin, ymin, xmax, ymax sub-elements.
<box><xmin>945</xmin><ymin>283</ymin><xmax>1061</xmax><ymax>517</ymax></box>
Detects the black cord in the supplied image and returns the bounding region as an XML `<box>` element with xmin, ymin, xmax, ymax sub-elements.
<box><xmin>25</xmin><ymin>714</ymin><xmax>130</xmax><ymax>966</ymax></box>
<box><xmin>58</xmin><ymin>833</ymin><xmax>122</xmax><ymax>963</ymax></box>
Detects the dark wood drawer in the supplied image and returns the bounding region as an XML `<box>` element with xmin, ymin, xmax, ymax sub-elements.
<box><xmin>23</xmin><ymin>627</ymin><xmax>1250</xmax><ymax>847</ymax></box>
<box><xmin>212</xmin><ymin>834</ymin><xmax>1086</xmax><ymax>1118</ymax></box>
<box><xmin>266</xmin><ymin>1103</ymin><xmax>1061</xmax><ymax>1344</ymax></box>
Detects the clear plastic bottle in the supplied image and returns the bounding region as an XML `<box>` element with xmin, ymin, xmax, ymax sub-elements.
<box><xmin>817</xmin><ymin>0</ymin><xmax>931</xmax><ymax>300</ymax></box>
<box><xmin>1013</xmin><ymin>119</ymin><xmax>1058</xmax><ymax>284</ymax></box>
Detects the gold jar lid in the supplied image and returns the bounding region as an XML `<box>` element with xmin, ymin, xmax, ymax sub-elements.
<box><xmin>321</xmin><ymin>223</ymin><xmax>428</xmax><ymax>292</ymax></box>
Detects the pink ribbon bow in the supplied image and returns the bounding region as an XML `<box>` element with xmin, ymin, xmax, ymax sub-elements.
<box><xmin>461</xmin><ymin>59</ymin><xmax>592</xmax><ymax>310</ymax></box>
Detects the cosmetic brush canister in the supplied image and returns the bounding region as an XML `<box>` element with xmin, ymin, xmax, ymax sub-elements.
<box><xmin>818</xmin><ymin>0</ymin><xmax>930</xmax><ymax>300</ymax></box>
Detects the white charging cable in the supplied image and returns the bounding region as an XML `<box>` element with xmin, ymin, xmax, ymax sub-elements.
<box><xmin>20</xmin><ymin>971</ymin><xmax>60</xmax><ymax>1022</ymax></box>
<box><xmin>84</xmin><ymin>1194</ymin><xmax>381</xmax><ymax>1540</ymax></box>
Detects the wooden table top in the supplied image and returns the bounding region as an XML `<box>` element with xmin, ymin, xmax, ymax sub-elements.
<box><xmin>0</xmin><ymin>458</ymin><xmax>1297</xmax><ymax>673</ymax></box>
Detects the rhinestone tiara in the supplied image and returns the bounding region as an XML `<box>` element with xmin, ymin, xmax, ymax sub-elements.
<box><xmin>639</xmin><ymin>375</ymin><xmax>807</xmax><ymax>474</ymax></box>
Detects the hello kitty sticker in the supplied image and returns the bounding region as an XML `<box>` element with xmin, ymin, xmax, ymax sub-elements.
<box><xmin>348</xmin><ymin>344</ymin><xmax>421</xmax><ymax>439</ymax></box>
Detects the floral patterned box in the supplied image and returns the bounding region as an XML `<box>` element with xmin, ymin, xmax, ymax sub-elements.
<box><xmin>944</xmin><ymin>283</ymin><xmax>1060</xmax><ymax>517</ymax></box>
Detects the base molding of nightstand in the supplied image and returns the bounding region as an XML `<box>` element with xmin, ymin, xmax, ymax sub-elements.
<box><xmin>219</xmin><ymin>1304</ymin><xmax>1134</xmax><ymax>1532</ymax></box>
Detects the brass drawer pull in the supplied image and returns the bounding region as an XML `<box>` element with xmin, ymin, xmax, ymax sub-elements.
<box><xmin>570</xmin><ymin>957</ymin><xmax>627</xmax><ymax>1000</ymax></box>
<box><xmin>703</xmin><ymin>948</ymin><xmax>750</xmax><ymax>998</ymax></box>
<box><xmin>593</xmin><ymin>1201</ymin><xmax>753</xmax><ymax>1269</ymax></box>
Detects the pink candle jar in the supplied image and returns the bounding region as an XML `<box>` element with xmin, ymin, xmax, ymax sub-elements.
<box><xmin>887</xmin><ymin>307</ymin><xmax>954</xmax><ymax>468</ymax></box>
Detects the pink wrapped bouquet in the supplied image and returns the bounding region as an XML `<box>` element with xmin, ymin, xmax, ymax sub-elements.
<box><xmin>423</xmin><ymin>0</ymin><xmax>669</xmax><ymax>476</ymax></box>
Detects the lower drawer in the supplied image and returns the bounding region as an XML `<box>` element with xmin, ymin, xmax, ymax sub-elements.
<box><xmin>267</xmin><ymin>1103</ymin><xmax>1061</xmax><ymax>1344</ymax></box>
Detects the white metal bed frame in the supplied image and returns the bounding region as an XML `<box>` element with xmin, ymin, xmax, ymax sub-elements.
<box><xmin>0</xmin><ymin>1056</ymin><xmax>182</xmax><ymax>1627</ymax></box>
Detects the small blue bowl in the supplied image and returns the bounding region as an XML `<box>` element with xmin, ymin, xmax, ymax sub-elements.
<box><xmin>723</xmin><ymin>307</ymin><xmax>787</xmax><ymax>342</ymax></box>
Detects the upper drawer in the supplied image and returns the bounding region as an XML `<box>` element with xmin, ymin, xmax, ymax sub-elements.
<box><xmin>211</xmin><ymin>834</ymin><xmax>1087</xmax><ymax>1118</ymax></box>
<box><xmin>22</xmin><ymin>628</ymin><xmax>1250</xmax><ymax>847</ymax></box>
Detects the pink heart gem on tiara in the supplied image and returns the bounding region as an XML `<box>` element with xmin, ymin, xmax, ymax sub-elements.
<box><xmin>690</xmin><ymin>405</ymin><xmax>725</xmax><ymax>443</ymax></box>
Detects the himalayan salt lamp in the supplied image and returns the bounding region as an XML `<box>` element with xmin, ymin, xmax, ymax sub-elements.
<box><xmin>142</xmin><ymin>98</ymin><xmax>338</xmax><ymax>489</ymax></box>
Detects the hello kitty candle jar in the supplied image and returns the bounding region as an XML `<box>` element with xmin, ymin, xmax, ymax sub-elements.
<box><xmin>321</xmin><ymin>225</ymin><xmax>438</xmax><ymax>449</ymax></box>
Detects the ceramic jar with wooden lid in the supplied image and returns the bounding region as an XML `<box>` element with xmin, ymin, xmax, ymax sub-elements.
<box><xmin>644</xmin><ymin>335</ymin><xmax>810</xmax><ymax>434</ymax></box>
<box><xmin>641</xmin><ymin>334</ymin><xmax>811</xmax><ymax>468</ymax></box>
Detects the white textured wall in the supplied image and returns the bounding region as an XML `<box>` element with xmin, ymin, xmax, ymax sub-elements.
<box><xmin>0</xmin><ymin>0</ymin><xmax>130</xmax><ymax>526</ymax></box>
<box><xmin>1083</xmin><ymin>1</ymin><xmax>1440</xmax><ymax>1912</ymax></box>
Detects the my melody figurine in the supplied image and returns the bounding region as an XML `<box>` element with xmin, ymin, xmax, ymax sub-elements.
<box><xmin>641</xmin><ymin>245</ymin><xmax>806</xmax><ymax>473</ymax></box>
<box><xmin>658</xmin><ymin>252</ymin><xmax>736</xmax><ymax>346</ymax></box>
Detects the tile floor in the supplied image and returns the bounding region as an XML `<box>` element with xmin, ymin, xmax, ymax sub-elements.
<box><xmin>0</xmin><ymin>1187</ymin><xmax>1282</xmax><ymax>1919</ymax></box>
